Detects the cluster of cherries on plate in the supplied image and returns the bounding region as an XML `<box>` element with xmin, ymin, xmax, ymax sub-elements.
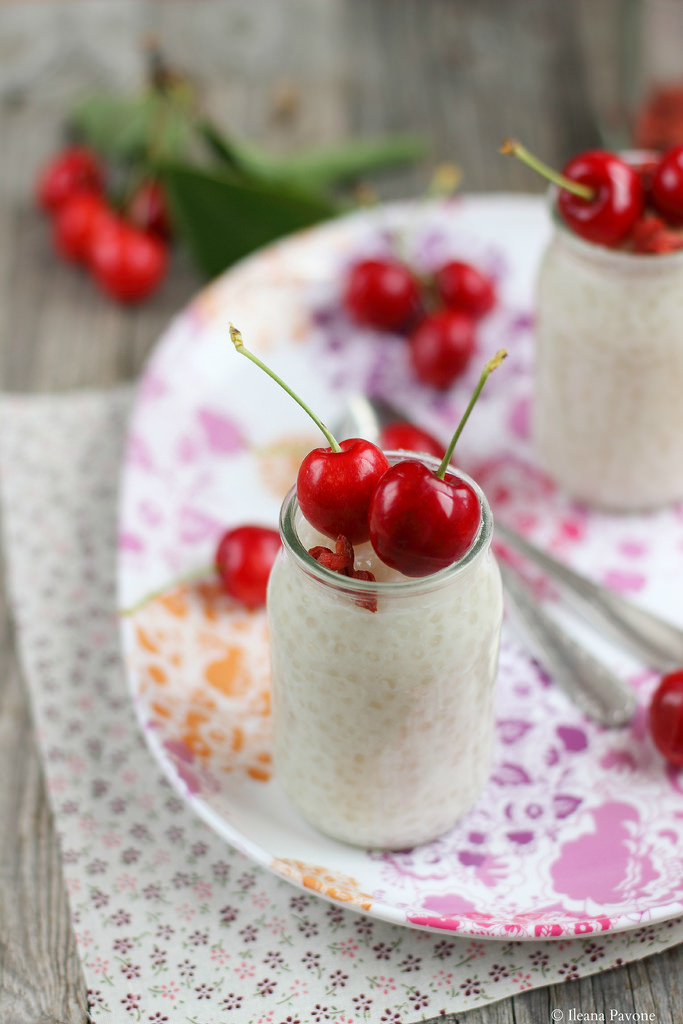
<box><xmin>343</xmin><ymin>251</ymin><xmax>496</xmax><ymax>390</ymax></box>
<box><xmin>36</xmin><ymin>145</ymin><xmax>170</xmax><ymax>303</ymax></box>
<box><xmin>502</xmin><ymin>137</ymin><xmax>683</xmax><ymax>253</ymax></box>
<box><xmin>215</xmin><ymin>325</ymin><xmax>505</xmax><ymax>616</ymax></box>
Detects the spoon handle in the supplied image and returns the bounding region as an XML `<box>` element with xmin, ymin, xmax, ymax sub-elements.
<box><xmin>498</xmin><ymin>560</ymin><xmax>637</xmax><ymax>726</ymax></box>
<box><xmin>495</xmin><ymin>521</ymin><xmax>683</xmax><ymax>672</ymax></box>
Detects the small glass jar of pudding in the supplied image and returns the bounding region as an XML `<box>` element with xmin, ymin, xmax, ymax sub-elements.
<box><xmin>266</xmin><ymin>455</ymin><xmax>503</xmax><ymax>850</ymax></box>
<box><xmin>533</xmin><ymin>204</ymin><xmax>683</xmax><ymax>511</ymax></box>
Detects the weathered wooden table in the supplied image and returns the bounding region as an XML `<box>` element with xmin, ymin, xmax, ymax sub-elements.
<box><xmin>1</xmin><ymin>2</ymin><xmax>681</xmax><ymax>1022</ymax></box>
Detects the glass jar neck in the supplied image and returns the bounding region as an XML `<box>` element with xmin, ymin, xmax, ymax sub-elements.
<box><xmin>278</xmin><ymin>452</ymin><xmax>494</xmax><ymax>598</ymax></box>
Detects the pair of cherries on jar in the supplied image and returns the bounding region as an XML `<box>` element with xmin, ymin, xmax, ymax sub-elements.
<box><xmin>227</xmin><ymin>325</ymin><xmax>504</xmax><ymax>584</ymax></box>
<box><xmin>502</xmin><ymin>138</ymin><xmax>683</xmax><ymax>248</ymax></box>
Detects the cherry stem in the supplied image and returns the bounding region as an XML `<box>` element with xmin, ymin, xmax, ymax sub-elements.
<box><xmin>230</xmin><ymin>323</ymin><xmax>342</xmax><ymax>453</ymax></box>
<box><xmin>436</xmin><ymin>349</ymin><xmax>507</xmax><ymax>479</ymax></box>
<box><xmin>499</xmin><ymin>138</ymin><xmax>594</xmax><ymax>202</ymax></box>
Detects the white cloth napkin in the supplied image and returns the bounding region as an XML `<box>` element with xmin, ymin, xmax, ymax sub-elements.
<box><xmin>1</xmin><ymin>387</ymin><xmax>681</xmax><ymax>1024</ymax></box>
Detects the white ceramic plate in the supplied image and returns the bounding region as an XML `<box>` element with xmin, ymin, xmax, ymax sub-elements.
<box><xmin>118</xmin><ymin>196</ymin><xmax>683</xmax><ymax>938</ymax></box>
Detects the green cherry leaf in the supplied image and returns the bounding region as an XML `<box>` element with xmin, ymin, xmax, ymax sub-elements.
<box><xmin>159</xmin><ymin>161</ymin><xmax>339</xmax><ymax>277</ymax></box>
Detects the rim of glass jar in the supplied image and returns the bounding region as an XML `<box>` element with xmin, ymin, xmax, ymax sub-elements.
<box><xmin>547</xmin><ymin>148</ymin><xmax>683</xmax><ymax>272</ymax></box>
<box><xmin>278</xmin><ymin>452</ymin><xmax>494</xmax><ymax>597</ymax></box>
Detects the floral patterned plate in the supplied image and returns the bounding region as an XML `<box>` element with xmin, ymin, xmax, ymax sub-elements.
<box><xmin>118</xmin><ymin>196</ymin><xmax>683</xmax><ymax>939</ymax></box>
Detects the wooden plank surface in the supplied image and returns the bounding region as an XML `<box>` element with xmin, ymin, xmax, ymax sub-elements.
<box><xmin>0</xmin><ymin>2</ymin><xmax>680</xmax><ymax>1022</ymax></box>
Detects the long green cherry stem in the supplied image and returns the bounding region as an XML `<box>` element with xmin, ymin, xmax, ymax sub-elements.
<box><xmin>230</xmin><ymin>323</ymin><xmax>342</xmax><ymax>452</ymax></box>
<box><xmin>436</xmin><ymin>349</ymin><xmax>507</xmax><ymax>480</ymax></box>
<box><xmin>499</xmin><ymin>138</ymin><xmax>594</xmax><ymax>202</ymax></box>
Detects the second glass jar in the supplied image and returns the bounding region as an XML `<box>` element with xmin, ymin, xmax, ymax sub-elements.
<box><xmin>534</xmin><ymin>213</ymin><xmax>683</xmax><ymax>510</ymax></box>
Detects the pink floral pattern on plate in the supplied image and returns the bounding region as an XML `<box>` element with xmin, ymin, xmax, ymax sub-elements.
<box><xmin>118</xmin><ymin>197</ymin><xmax>683</xmax><ymax>938</ymax></box>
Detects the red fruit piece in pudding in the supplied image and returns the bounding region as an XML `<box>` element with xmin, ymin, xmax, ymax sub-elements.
<box><xmin>308</xmin><ymin>535</ymin><xmax>355</xmax><ymax>573</ymax></box>
<box><xmin>630</xmin><ymin>215</ymin><xmax>683</xmax><ymax>254</ymax></box>
<box><xmin>308</xmin><ymin>535</ymin><xmax>377</xmax><ymax>610</ymax></box>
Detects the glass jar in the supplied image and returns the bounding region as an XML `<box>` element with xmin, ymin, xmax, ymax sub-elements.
<box><xmin>533</xmin><ymin>215</ymin><xmax>683</xmax><ymax>510</ymax></box>
<box><xmin>266</xmin><ymin>455</ymin><xmax>503</xmax><ymax>849</ymax></box>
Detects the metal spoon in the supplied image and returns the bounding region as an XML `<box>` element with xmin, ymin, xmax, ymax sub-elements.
<box><xmin>498</xmin><ymin>560</ymin><xmax>637</xmax><ymax>726</ymax></box>
<box><xmin>494</xmin><ymin>520</ymin><xmax>683</xmax><ymax>673</ymax></box>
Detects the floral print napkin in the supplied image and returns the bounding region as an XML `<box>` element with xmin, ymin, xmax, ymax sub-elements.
<box><xmin>0</xmin><ymin>387</ymin><xmax>681</xmax><ymax>1024</ymax></box>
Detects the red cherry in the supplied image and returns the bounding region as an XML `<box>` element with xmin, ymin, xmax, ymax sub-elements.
<box><xmin>230</xmin><ymin>324</ymin><xmax>391</xmax><ymax>545</ymax></box>
<box><xmin>556</xmin><ymin>150</ymin><xmax>643</xmax><ymax>246</ymax></box>
<box><xmin>126</xmin><ymin>180</ymin><xmax>172</xmax><ymax>239</ymax></box>
<box><xmin>649</xmin><ymin>669</ymin><xmax>683</xmax><ymax>766</ymax></box>
<box><xmin>409</xmin><ymin>309</ymin><xmax>476</xmax><ymax>389</ymax></box>
<box><xmin>629</xmin><ymin>214</ymin><xmax>683</xmax><ymax>254</ymax></box>
<box><xmin>633</xmin><ymin>158</ymin><xmax>659</xmax><ymax>205</ymax></box>
<box><xmin>369</xmin><ymin>460</ymin><xmax>480</xmax><ymax>576</ymax></box>
<box><xmin>36</xmin><ymin>146</ymin><xmax>103</xmax><ymax>214</ymax></box>
<box><xmin>368</xmin><ymin>349</ymin><xmax>506</xmax><ymax>577</ymax></box>
<box><xmin>297</xmin><ymin>438</ymin><xmax>390</xmax><ymax>544</ymax></box>
<box><xmin>344</xmin><ymin>258</ymin><xmax>420</xmax><ymax>330</ymax></box>
<box><xmin>89</xmin><ymin>216</ymin><xmax>168</xmax><ymax>303</ymax></box>
<box><xmin>215</xmin><ymin>525</ymin><xmax>281</xmax><ymax>609</ymax></box>
<box><xmin>379</xmin><ymin>421</ymin><xmax>445</xmax><ymax>459</ymax></box>
<box><xmin>651</xmin><ymin>144</ymin><xmax>683</xmax><ymax>224</ymax></box>
<box><xmin>501</xmin><ymin>139</ymin><xmax>643</xmax><ymax>247</ymax></box>
<box><xmin>53</xmin><ymin>192</ymin><xmax>108</xmax><ymax>263</ymax></box>
<box><xmin>435</xmin><ymin>261</ymin><xmax>495</xmax><ymax>318</ymax></box>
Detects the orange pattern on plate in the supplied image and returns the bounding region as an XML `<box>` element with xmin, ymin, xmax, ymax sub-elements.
<box><xmin>271</xmin><ymin>858</ymin><xmax>374</xmax><ymax>911</ymax></box>
<box><xmin>129</xmin><ymin>580</ymin><xmax>273</xmax><ymax>782</ymax></box>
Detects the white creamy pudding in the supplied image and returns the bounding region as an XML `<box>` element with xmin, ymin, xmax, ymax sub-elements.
<box><xmin>267</xmin><ymin>462</ymin><xmax>503</xmax><ymax>849</ymax></box>
<box><xmin>534</xmin><ymin>219</ymin><xmax>683</xmax><ymax>510</ymax></box>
